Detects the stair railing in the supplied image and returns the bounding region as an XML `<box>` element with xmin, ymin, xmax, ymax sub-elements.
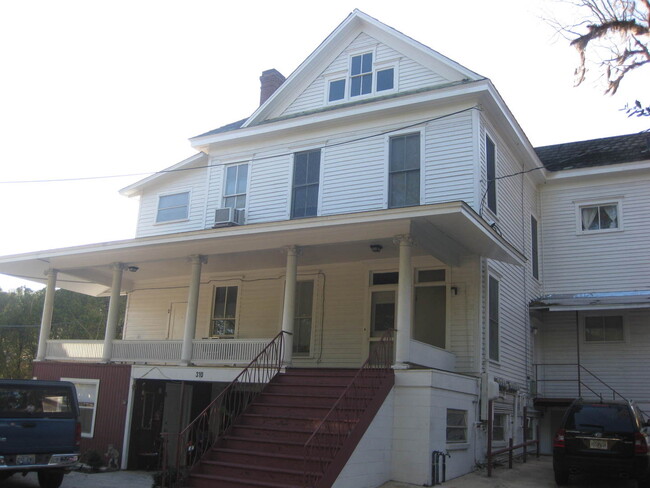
<box><xmin>159</xmin><ymin>330</ymin><xmax>288</xmax><ymax>488</ymax></box>
<box><xmin>303</xmin><ymin>329</ymin><xmax>394</xmax><ymax>488</ymax></box>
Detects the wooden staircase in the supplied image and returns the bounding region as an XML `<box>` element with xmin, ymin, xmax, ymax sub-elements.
<box><xmin>185</xmin><ymin>368</ymin><xmax>394</xmax><ymax>488</ymax></box>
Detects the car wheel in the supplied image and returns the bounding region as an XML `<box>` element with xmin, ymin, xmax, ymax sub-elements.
<box><xmin>37</xmin><ymin>470</ymin><xmax>65</xmax><ymax>488</ymax></box>
<box><xmin>554</xmin><ymin>468</ymin><xmax>570</xmax><ymax>486</ymax></box>
<box><xmin>0</xmin><ymin>472</ymin><xmax>14</xmax><ymax>482</ymax></box>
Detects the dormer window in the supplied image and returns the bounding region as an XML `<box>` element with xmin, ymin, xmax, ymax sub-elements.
<box><xmin>328</xmin><ymin>51</ymin><xmax>395</xmax><ymax>103</ymax></box>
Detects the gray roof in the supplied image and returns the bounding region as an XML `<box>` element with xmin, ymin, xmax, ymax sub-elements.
<box><xmin>535</xmin><ymin>132</ymin><xmax>650</xmax><ymax>172</ymax></box>
<box><xmin>530</xmin><ymin>291</ymin><xmax>650</xmax><ymax>311</ymax></box>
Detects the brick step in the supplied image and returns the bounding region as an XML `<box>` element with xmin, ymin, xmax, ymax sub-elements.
<box><xmin>220</xmin><ymin>435</ymin><xmax>333</xmax><ymax>457</ymax></box>
<box><xmin>228</xmin><ymin>424</ymin><xmax>335</xmax><ymax>443</ymax></box>
<box><xmin>272</xmin><ymin>373</ymin><xmax>357</xmax><ymax>386</ymax></box>
<box><xmin>196</xmin><ymin>460</ymin><xmax>315</xmax><ymax>486</ymax></box>
<box><xmin>208</xmin><ymin>447</ymin><xmax>329</xmax><ymax>471</ymax></box>
<box><xmin>256</xmin><ymin>392</ymin><xmax>340</xmax><ymax>406</ymax></box>
<box><xmin>246</xmin><ymin>402</ymin><xmax>335</xmax><ymax>418</ymax></box>
<box><xmin>237</xmin><ymin>411</ymin><xmax>359</xmax><ymax>430</ymax></box>
<box><xmin>264</xmin><ymin>383</ymin><xmax>350</xmax><ymax>396</ymax></box>
<box><xmin>186</xmin><ymin>472</ymin><xmax>303</xmax><ymax>488</ymax></box>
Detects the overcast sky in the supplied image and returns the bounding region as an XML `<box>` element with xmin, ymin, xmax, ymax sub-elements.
<box><xmin>0</xmin><ymin>0</ymin><xmax>647</xmax><ymax>291</ymax></box>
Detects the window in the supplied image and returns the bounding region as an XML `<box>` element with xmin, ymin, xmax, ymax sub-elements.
<box><xmin>327</xmin><ymin>52</ymin><xmax>395</xmax><ymax>102</ymax></box>
<box><xmin>62</xmin><ymin>378</ymin><xmax>99</xmax><ymax>438</ymax></box>
<box><xmin>488</xmin><ymin>276</ymin><xmax>499</xmax><ymax>361</ymax></box>
<box><xmin>156</xmin><ymin>192</ymin><xmax>189</xmax><ymax>223</ymax></box>
<box><xmin>389</xmin><ymin>133</ymin><xmax>420</xmax><ymax>208</ymax></box>
<box><xmin>486</xmin><ymin>135</ymin><xmax>497</xmax><ymax>214</ymax></box>
<box><xmin>293</xmin><ymin>281</ymin><xmax>314</xmax><ymax>355</ymax></box>
<box><xmin>493</xmin><ymin>413</ymin><xmax>508</xmax><ymax>442</ymax></box>
<box><xmin>585</xmin><ymin>315</ymin><xmax>624</xmax><ymax>342</ymax></box>
<box><xmin>579</xmin><ymin>203</ymin><xmax>619</xmax><ymax>232</ymax></box>
<box><xmin>211</xmin><ymin>286</ymin><xmax>238</xmax><ymax>337</ymax></box>
<box><xmin>531</xmin><ymin>216</ymin><xmax>539</xmax><ymax>279</ymax></box>
<box><xmin>447</xmin><ymin>409</ymin><xmax>468</xmax><ymax>443</ymax></box>
<box><xmin>223</xmin><ymin>163</ymin><xmax>248</xmax><ymax>209</ymax></box>
<box><xmin>291</xmin><ymin>149</ymin><xmax>320</xmax><ymax>219</ymax></box>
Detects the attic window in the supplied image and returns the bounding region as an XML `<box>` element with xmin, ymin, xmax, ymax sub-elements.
<box><xmin>327</xmin><ymin>52</ymin><xmax>395</xmax><ymax>103</ymax></box>
<box><xmin>156</xmin><ymin>191</ymin><xmax>189</xmax><ymax>223</ymax></box>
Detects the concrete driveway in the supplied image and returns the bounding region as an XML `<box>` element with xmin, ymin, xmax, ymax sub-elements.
<box><xmin>381</xmin><ymin>455</ymin><xmax>639</xmax><ymax>488</ymax></box>
<box><xmin>0</xmin><ymin>470</ymin><xmax>152</xmax><ymax>488</ymax></box>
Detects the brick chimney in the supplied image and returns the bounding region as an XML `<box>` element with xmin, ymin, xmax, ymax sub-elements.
<box><xmin>259</xmin><ymin>69</ymin><xmax>286</xmax><ymax>105</ymax></box>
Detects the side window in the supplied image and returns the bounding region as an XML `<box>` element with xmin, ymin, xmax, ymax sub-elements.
<box><xmin>211</xmin><ymin>286</ymin><xmax>238</xmax><ymax>337</ymax></box>
<box><xmin>389</xmin><ymin>133</ymin><xmax>420</xmax><ymax>208</ymax></box>
<box><xmin>493</xmin><ymin>413</ymin><xmax>508</xmax><ymax>442</ymax></box>
<box><xmin>327</xmin><ymin>52</ymin><xmax>396</xmax><ymax>103</ymax></box>
<box><xmin>531</xmin><ymin>216</ymin><xmax>539</xmax><ymax>280</ymax></box>
<box><xmin>62</xmin><ymin>378</ymin><xmax>99</xmax><ymax>438</ymax></box>
<box><xmin>578</xmin><ymin>202</ymin><xmax>620</xmax><ymax>232</ymax></box>
<box><xmin>223</xmin><ymin>163</ymin><xmax>249</xmax><ymax>209</ymax></box>
<box><xmin>156</xmin><ymin>192</ymin><xmax>189</xmax><ymax>223</ymax></box>
<box><xmin>486</xmin><ymin>135</ymin><xmax>497</xmax><ymax>215</ymax></box>
<box><xmin>446</xmin><ymin>409</ymin><xmax>468</xmax><ymax>443</ymax></box>
<box><xmin>584</xmin><ymin>315</ymin><xmax>624</xmax><ymax>342</ymax></box>
<box><xmin>350</xmin><ymin>52</ymin><xmax>373</xmax><ymax>97</ymax></box>
<box><xmin>488</xmin><ymin>275</ymin><xmax>500</xmax><ymax>361</ymax></box>
<box><xmin>291</xmin><ymin>149</ymin><xmax>320</xmax><ymax>219</ymax></box>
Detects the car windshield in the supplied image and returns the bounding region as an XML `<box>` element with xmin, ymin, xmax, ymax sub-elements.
<box><xmin>566</xmin><ymin>404</ymin><xmax>635</xmax><ymax>433</ymax></box>
<box><xmin>0</xmin><ymin>385</ymin><xmax>75</xmax><ymax>418</ymax></box>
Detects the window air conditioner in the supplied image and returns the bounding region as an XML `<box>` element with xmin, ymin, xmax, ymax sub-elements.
<box><xmin>214</xmin><ymin>208</ymin><xmax>245</xmax><ymax>227</ymax></box>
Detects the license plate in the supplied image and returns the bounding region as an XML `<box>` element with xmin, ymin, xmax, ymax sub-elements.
<box><xmin>16</xmin><ymin>454</ymin><xmax>35</xmax><ymax>465</ymax></box>
<box><xmin>589</xmin><ymin>439</ymin><xmax>608</xmax><ymax>450</ymax></box>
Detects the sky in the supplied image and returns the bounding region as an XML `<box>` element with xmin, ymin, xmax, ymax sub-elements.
<box><xmin>0</xmin><ymin>0</ymin><xmax>647</xmax><ymax>291</ymax></box>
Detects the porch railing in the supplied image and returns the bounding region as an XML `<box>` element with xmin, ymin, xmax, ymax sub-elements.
<box><xmin>533</xmin><ymin>362</ymin><xmax>629</xmax><ymax>401</ymax></box>
<box><xmin>303</xmin><ymin>329</ymin><xmax>394</xmax><ymax>488</ymax></box>
<box><xmin>159</xmin><ymin>331</ymin><xmax>288</xmax><ymax>488</ymax></box>
<box><xmin>45</xmin><ymin>338</ymin><xmax>271</xmax><ymax>365</ymax></box>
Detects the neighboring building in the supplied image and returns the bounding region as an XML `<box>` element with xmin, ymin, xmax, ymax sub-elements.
<box><xmin>0</xmin><ymin>9</ymin><xmax>648</xmax><ymax>487</ymax></box>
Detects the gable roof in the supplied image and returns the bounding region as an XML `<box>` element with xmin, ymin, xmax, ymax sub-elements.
<box><xmin>241</xmin><ymin>9</ymin><xmax>483</xmax><ymax>128</ymax></box>
<box><xmin>535</xmin><ymin>132</ymin><xmax>650</xmax><ymax>172</ymax></box>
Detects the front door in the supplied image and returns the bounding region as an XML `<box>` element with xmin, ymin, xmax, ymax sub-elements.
<box><xmin>368</xmin><ymin>290</ymin><xmax>396</xmax><ymax>361</ymax></box>
<box><xmin>168</xmin><ymin>302</ymin><xmax>187</xmax><ymax>340</ymax></box>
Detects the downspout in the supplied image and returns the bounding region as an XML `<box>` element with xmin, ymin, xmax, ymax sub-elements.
<box><xmin>576</xmin><ymin>311</ymin><xmax>581</xmax><ymax>398</ymax></box>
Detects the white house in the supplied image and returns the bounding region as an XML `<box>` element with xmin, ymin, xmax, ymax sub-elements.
<box><xmin>0</xmin><ymin>9</ymin><xmax>647</xmax><ymax>488</ymax></box>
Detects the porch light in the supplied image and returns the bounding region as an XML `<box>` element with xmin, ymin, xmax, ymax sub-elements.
<box><xmin>370</xmin><ymin>244</ymin><xmax>383</xmax><ymax>253</ymax></box>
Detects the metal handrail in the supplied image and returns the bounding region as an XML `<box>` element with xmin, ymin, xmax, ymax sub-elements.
<box><xmin>302</xmin><ymin>329</ymin><xmax>394</xmax><ymax>488</ymax></box>
<box><xmin>159</xmin><ymin>330</ymin><xmax>288</xmax><ymax>488</ymax></box>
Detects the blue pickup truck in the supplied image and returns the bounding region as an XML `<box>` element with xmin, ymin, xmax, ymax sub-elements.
<box><xmin>0</xmin><ymin>380</ymin><xmax>80</xmax><ymax>488</ymax></box>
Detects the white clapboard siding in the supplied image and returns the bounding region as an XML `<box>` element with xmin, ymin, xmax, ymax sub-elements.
<box><xmin>537</xmin><ymin>310</ymin><xmax>650</xmax><ymax>407</ymax></box>
<box><xmin>124</xmin><ymin>287</ymin><xmax>188</xmax><ymax>340</ymax></box>
<box><xmin>320</xmin><ymin>136</ymin><xmax>386</xmax><ymax>215</ymax></box>
<box><xmin>203</xmin><ymin>156</ymin><xmax>224</xmax><ymax>229</ymax></box>
<box><xmin>283</xmin><ymin>33</ymin><xmax>450</xmax><ymax>117</ymax></box>
<box><xmin>423</xmin><ymin>111</ymin><xmax>476</xmax><ymax>206</ymax></box>
<box><xmin>479</xmin><ymin>117</ymin><xmax>539</xmax><ymax>390</ymax></box>
<box><xmin>247</xmin><ymin>153</ymin><xmax>292</xmax><ymax>223</ymax></box>
<box><xmin>135</xmin><ymin>167</ymin><xmax>208</xmax><ymax>238</ymax></box>
<box><xmin>541</xmin><ymin>175</ymin><xmax>650</xmax><ymax>293</ymax></box>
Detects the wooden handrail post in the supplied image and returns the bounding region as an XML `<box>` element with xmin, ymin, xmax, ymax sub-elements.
<box><xmin>487</xmin><ymin>399</ymin><xmax>493</xmax><ymax>477</ymax></box>
<box><xmin>508</xmin><ymin>438</ymin><xmax>513</xmax><ymax>469</ymax></box>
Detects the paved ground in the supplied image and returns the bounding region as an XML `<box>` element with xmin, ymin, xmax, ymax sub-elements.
<box><xmin>380</xmin><ymin>455</ymin><xmax>639</xmax><ymax>488</ymax></box>
<box><xmin>1</xmin><ymin>456</ymin><xmax>641</xmax><ymax>487</ymax></box>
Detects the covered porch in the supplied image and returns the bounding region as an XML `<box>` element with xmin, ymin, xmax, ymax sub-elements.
<box><xmin>0</xmin><ymin>202</ymin><xmax>523</xmax><ymax>370</ymax></box>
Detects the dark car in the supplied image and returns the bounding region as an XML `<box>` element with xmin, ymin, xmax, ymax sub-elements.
<box><xmin>0</xmin><ymin>380</ymin><xmax>80</xmax><ymax>488</ymax></box>
<box><xmin>553</xmin><ymin>399</ymin><xmax>650</xmax><ymax>486</ymax></box>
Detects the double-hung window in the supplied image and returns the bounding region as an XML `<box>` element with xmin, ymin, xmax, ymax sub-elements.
<box><xmin>389</xmin><ymin>133</ymin><xmax>420</xmax><ymax>208</ymax></box>
<box><xmin>223</xmin><ymin>163</ymin><xmax>249</xmax><ymax>209</ymax></box>
<box><xmin>156</xmin><ymin>192</ymin><xmax>189</xmax><ymax>223</ymax></box>
<box><xmin>488</xmin><ymin>275</ymin><xmax>500</xmax><ymax>361</ymax></box>
<box><xmin>291</xmin><ymin>149</ymin><xmax>320</xmax><ymax>219</ymax></box>
<box><xmin>446</xmin><ymin>409</ymin><xmax>468</xmax><ymax>443</ymax></box>
<box><xmin>211</xmin><ymin>286</ymin><xmax>238</xmax><ymax>337</ymax></box>
<box><xmin>293</xmin><ymin>281</ymin><xmax>314</xmax><ymax>355</ymax></box>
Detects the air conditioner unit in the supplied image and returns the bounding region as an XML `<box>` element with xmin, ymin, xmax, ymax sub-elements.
<box><xmin>214</xmin><ymin>208</ymin><xmax>245</xmax><ymax>227</ymax></box>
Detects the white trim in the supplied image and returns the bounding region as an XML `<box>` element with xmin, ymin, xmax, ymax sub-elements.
<box><xmin>209</xmin><ymin>282</ymin><xmax>242</xmax><ymax>338</ymax></box>
<box><xmin>288</xmin><ymin>146</ymin><xmax>323</xmax><ymax>220</ymax></box>
<box><xmin>386</xmin><ymin>128</ymin><xmax>425</xmax><ymax>209</ymax></box>
<box><xmin>221</xmin><ymin>161</ymin><xmax>250</xmax><ymax>211</ymax></box>
<box><xmin>61</xmin><ymin>377</ymin><xmax>99</xmax><ymax>439</ymax></box>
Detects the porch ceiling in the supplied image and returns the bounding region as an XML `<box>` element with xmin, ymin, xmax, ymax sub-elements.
<box><xmin>0</xmin><ymin>202</ymin><xmax>524</xmax><ymax>296</ymax></box>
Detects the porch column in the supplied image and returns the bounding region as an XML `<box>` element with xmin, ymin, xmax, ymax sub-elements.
<box><xmin>394</xmin><ymin>234</ymin><xmax>414</xmax><ymax>368</ymax></box>
<box><xmin>102</xmin><ymin>263</ymin><xmax>125</xmax><ymax>363</ymax></box>
<box><xmin>181</xmin><ymin>255</ymin><xmax>206</xmax><ymax>366</ymax></box>
<box><xmin>281</xmin><ymin>246</ymin><xmax>299</xmax><ymax>365</ymax></box>
<box><xmin>36</xmin><ymin>269</ymin><xmax>57</xmax><ymax>361</ymax></box>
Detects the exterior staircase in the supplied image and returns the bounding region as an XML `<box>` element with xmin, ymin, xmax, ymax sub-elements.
<box><xmin>185</xmin><ymin>367</ymin><xmax>394</xmax><ymax>488</ymax></box>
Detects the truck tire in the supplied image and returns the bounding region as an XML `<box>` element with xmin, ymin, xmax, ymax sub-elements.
<box><xmin>37</xmin><ymin>470</ymin><xmax>65</xmax><ymax>488</ymax></box>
